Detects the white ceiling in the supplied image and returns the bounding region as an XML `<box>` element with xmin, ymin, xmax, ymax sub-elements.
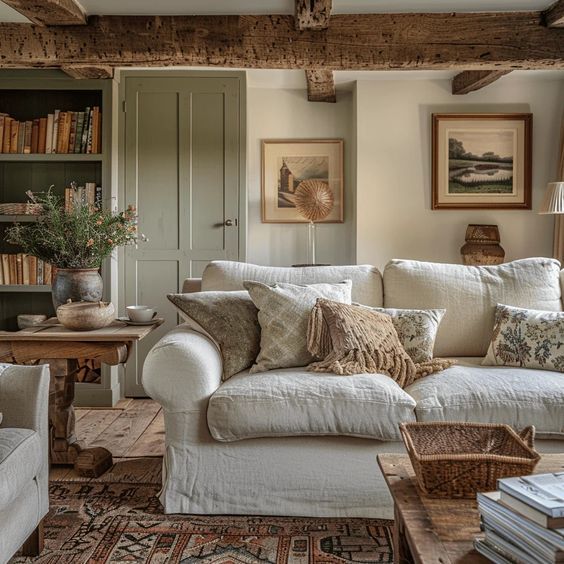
<box><xmin>0</xmin><ymin>0</ymin><xmax>555</xmax><ymax>22</ymax></box>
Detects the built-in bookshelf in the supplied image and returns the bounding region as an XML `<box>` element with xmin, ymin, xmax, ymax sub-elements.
<box><xmin>0</xmin><ymin>70</ymin><xmax>115</xmax><ymax>406</ymax></box>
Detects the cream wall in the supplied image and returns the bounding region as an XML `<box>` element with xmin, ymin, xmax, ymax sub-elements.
<box><xmin>355</xmin><ymin>77</ymin><xmax>564</xmax><ymax>270</ymax></box>
<box><xmin>246</xmin><ymin>88</ymin><xmax>355</xmax><ymax>266</ymax></box>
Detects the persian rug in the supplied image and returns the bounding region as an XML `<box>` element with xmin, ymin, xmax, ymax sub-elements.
<box><xmin>12</xmin><ymin>460</ymin><xmax>394</xmax><ymax>563</ymax></box>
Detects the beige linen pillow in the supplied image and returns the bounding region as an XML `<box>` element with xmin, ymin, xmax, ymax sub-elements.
<box><xmin>307</xmin><ymin>300</ymin><xmax>452</xmax><ymax>388</ymax></box>
<box><xmin>244</xmin><ymin>280</ymin><xmax>352</xmax><ymax>373</ymax></box>
<box><xmin>483</xmin><ymin>304</ymin><xmax>564</xmax><ymax>372</ymax></box>
<box><xmin>167</xmin><ymin>291</ymin><xmax>260</xmax><ymax>380</ymax></box>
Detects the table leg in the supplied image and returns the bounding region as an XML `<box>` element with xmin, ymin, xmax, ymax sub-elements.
<box><xmin>46</xmin><ymin>358</ymin><xmax>113</xmax><ymax>477</ymax></box>
<box><xmin>394</xmin><ymin>504</ymin><xmax>415</xmax><ymax>564</ymax></box>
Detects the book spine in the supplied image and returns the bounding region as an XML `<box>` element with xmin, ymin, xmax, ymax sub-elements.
<box><xmin>31</xmin><ymin>118</ymin><xmax>39</xmax><ymax>153</ymax></box>
<box><xmin>8</xmin><ymin>255</ymin><xmax>16</xmax><ymax>285</ymax></box>
<box><xmin>0</xmin><ymin>115</ymin><xmax>4</xmax><ymax>154</ymax></box>
<box><xmin>86</xmin><ymin>108</ymin><xmax>93</xmax><ymax>154</ymax></box>
<box><xmin>2</xmin><ymin>254</ymin><xmax>10</xmax><ymax>284</ymax></box>
<box><xmin>29</xmin><ymin>255</ymin><xmax>37</xmax><ymax>285</ymax></box>
<box><xmin>74</xmin><ymin>112</ymin><xmax>84</xmax><ymax>153</ymax></box>
<box><xmin>52</xmin><ymin>109</ymin><xmax>60</xmax><ymax>153</ymax></box>
<box><xmin>17</xmin><ymin>121</ymin><xmax>25</xmax><ymax>153</ymax></box>
<box><xmin>37</xmin><ymin>259</ymin><xmax>43</xmax><ymax>285</ymax></box>
<box><xmin>2</xmin><ymin>117</ymin><xmax>12</xmax><ymax>153</ymax></box>
<box><xmin>38</xmin><ymin>117</ymin><xmax>47</xmax><ymax>153</ymax></box>
<box><xmin>16</xmin><ymin>253</ymin><xmax>23</xmax><ymax>284</ymax></box>
<box><xmin>22</xmin><ymin>254</ymin><xmax>30</xmax><ymax>285</ymax></box>
<box><xmin>44</xmin><ymin>262</ymin><xmax>52</xmax><ymax>285</ymax></box>
<box><xmin>91</xmin><ymin>106</ymin><xmax>99</xmax><ymax>154</ymax></box>
<box><xmin>56</xmin><ymin>111</ymin><xmax>66</xmax><ymax>154</ymax></box>
<box><xmin>81</xmin><ymin>106</ymin><xmax>90</xmax><ymax>153</ymax></box>
<box><xmin>45</xmin><ymin>114</ymin><xmax>54</xmax><ymax>154</ymax></box>
<box><xmin>0</xmin><ymin>256</ymin><xmax>4</xmax><ymax>284</ymax></box>
<box><xmin>97</xmin><ymin>109</ymin><xmax>102</xmax><ymax>153</ymax></box>
<box><xmin>23</xmin><ymin>120</ymin><xmax>32</xmax><ymax>154</ymax></box>
<box><xmin>68</xmin><ymin>111</ymin><xmax>77</xmax><ymax>153</ymax></box>
<box><xmin>95</xmin><ymin>185</ymin><xmax>102</xmax><ymax>210</ymax></box>
<box><xmin>10</xmin><ymin>120</ymin><xmax>19</xmax><ymax>153</ymax></box>
<box><xmin>85</xmin><ymin>182</ymin><xmax>96</xmax><ymax>211</ymax></box>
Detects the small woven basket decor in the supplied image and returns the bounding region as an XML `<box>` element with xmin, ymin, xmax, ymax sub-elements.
<box><xmin>0</xmin><ymin>203</ymin><xmax>42</xmax><ymax>215</ymax></box>
<box><xmin>399</xmin><ymin>421</ymin><xmax>540</xmax><ymax>499</ymax></box>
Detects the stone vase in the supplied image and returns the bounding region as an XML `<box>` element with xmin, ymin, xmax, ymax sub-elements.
<box><xmin>52</xmin><ymin>268</ymin><xmax>103</xmax><ymax>310</ymax></box>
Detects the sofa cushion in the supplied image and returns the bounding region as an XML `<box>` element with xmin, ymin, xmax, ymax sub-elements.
<box><xmin>0</xmin><ymin>428</ymin><xmax>42</xmax><ymax>511</ymax></box>
<box><xmin>383</xmin><ymin>258</ymin><xmax>562</xmax><ymax>357</ymax></box>
<box><xmin>405</xmin><ymin>358</ymin><xmax>564</xmax><ymax>437</ymax></box>
<box><xmin>202</xmin><ymin>261</ymin><xmax>383</xmax><ymax>306</ymax></box>
<box><xmin>207</xmin><ymin>367</ymin><xmax>416</xmax><ymax>442</ymax></box>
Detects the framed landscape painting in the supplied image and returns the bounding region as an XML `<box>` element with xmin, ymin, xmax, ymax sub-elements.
<box><xmin>432</xmin><ymin>113</ymin><xmax>532</xmax><ymax>210</ymax></box>
<box><xmin>261</xmin><ymin>139</ymin><xmax>344</xmax><ymax>223</ymax></box>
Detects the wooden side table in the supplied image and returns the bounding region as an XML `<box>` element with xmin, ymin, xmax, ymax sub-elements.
<box><xmin>378</xmin><ymin>453</ymin><xmax>564</xmax><ymax>564</ymax></box>
<box><xmin>0</xmin><ymin>319</ymin><xmax>163</xmax><ymax>477</ymax></box>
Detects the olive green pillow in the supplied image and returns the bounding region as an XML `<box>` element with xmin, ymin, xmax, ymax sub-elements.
<box><xmin>167</xmin><ymin>291</ymin><xmax>260</xmax><ymax>380</ymax></box>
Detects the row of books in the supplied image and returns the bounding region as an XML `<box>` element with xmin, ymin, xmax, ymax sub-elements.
<box><xmin>0</xmin><ymin>254</ymin><xmax>55</xmax><ymax>286</ymax></box>
<box><xmin>0</xmin><ymin>106</ymin><xmax>102</xmax><ymax>154</ymax></box>
<box><xmin>65</xmin><ymin>182</ymin><xmax>102</xmax><ymax>213</ymax></box>
<box><xmin>475</xmin><ymin>472</ymin><xmax>564</xmax><ymax>564</ymax></box>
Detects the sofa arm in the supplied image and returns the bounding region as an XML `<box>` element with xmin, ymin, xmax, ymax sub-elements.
<box><xmin>0</xmin><ymin>364</ymin><xmax>49</xmax><ymax>435</ymax></box>
<box><xmin>142</xmin><ymin>324</ymin><xmax>223</xmax><ymax>412</ymax></box>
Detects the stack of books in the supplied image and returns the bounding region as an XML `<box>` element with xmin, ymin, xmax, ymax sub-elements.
<box><xmin>475</xmin><ymin>472</ymin><xmax>564</xmax><ymax>563</ymax></box>
<box><xmin>0</xmin><ymin>106</ymin><xmax>102</xmax><ymax>154</ymax></box>
<box><xmin>64</xmin><ymin>182</ymin><xmax>102</xmax><ymax>212</ymax></box>
<box><xmin>0</xmin><ymin>254</ymin><xmax>55</xmax><ymax>285</ymax></box>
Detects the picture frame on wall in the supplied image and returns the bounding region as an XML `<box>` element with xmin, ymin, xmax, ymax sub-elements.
<box><xmin>261</xmin><ymin>139</ymin><xmax>344</xmax><ymax>223</ymax></box>
<box><xmin>432</xmin><ymin>113</ymin><xmax>532</xmax><ymax>210</ymax></box>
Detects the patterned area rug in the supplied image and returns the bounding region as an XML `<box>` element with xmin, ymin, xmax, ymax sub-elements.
<box><xmin>13</xmin><ymin>460</ymin><xmax>394</xmax><ymax>563</ymax></box>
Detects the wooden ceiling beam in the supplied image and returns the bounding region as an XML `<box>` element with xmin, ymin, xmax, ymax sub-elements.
<box><xmin>61</xmin><ymin>65</ymin><xmax>114</xmax><ymax>79</ymax></box>
<box><xmin>295</xmin><ymin>0</ymin><xmax>332</xmax><ymax>30</ymax></box>
<box><xmin>452</xmin><ymin>70</ymin><xmax>511</xmax><ymax>95</ymax></box>
<box><xmin>544</xmin><ymin>0</ymin><xmax>564</xmax><ymax>27</ymax></box>
<box><xmin>0</xmin><ymin>13</ymin><xmax>562</xmax><ymax>71</ymax></box>
<box><xmin>305</xmin><ymin>70</ymin><xmax>336</xmax><ymax>102</ymax></box>
<box><xmin>1</xmin><ymin>0</ymin><xmax>86</xmax><ymax>25</ymax></box>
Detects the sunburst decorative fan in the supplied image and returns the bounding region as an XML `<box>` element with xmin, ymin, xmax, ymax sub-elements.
<box><xmin>294</xmin><ymin>180</ymin><xmax>334</xmax><ymax>222</ymax></box>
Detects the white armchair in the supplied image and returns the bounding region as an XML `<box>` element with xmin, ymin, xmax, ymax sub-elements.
<box><xmin>0</xmin><ymin>363</ymin><xmax>50</xmax><ymax>563</ymax></box>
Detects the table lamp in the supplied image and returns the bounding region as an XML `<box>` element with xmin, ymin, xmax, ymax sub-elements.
<box><xmin>539</xmin><ymin>182</ymin><xmax>564</xmax><ymax>214</ymax></box>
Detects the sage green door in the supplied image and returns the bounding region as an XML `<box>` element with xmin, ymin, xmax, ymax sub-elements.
<box><xmin>123</xmin><ymin>76</ymin><xmax>242</xmax><ymax>396</ymax></box>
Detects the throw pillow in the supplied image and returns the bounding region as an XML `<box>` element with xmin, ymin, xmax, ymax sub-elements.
<box><xmin>308</xmin><ymin>300</ymin><xmax>453</xmax><ymax>388</ymax></box>
<box><xmin>483</xmin><ymin>304</ymin><xmax>564</xmax><ymax>372</ymax></box>
<box><xmin>167</xmin><ymin>291</ymin><xmax>260</xmax><ymax>380</ymax></box>
<box><xmin>366</xmin><ymin>306</ymin><xmax>445</xmax><ymax>363</ymax></box>
<box><xmin>243</xmin><ymin>280</ymin><xmax>352</xmax><ymax>373</ymax></box>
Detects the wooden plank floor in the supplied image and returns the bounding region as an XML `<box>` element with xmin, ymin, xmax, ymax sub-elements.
<box><xmin>50</xmin><ymin>398</ymin><xmax>164</xmax><ymax>481</ymax></box>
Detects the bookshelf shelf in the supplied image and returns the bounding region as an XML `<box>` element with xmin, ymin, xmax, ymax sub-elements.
<box><xmin>0</xmin><ymin>284</ymin><xmax>51</xmax><ymax>293</ymax></box>
<box><xmin>0</xmin><ymin>153</ymin><xmax>102</xmax><ymax>162</ymax></box>
<box><xmin>0</xmin><ymin>215</ymin><xmax>39</xmax><ymax>223</ymax></box>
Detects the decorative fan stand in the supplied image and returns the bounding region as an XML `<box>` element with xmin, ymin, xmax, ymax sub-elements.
<box><xmin>294</xmin><ymin>180</ymin><xmax>334</xmax><ymax>265</ymax></box>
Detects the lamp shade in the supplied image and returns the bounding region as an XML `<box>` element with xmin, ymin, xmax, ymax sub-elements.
<box><xmin>539</xmin><ymin>182</ymin><xmax>564</xmax><ymax>214</ymax></box>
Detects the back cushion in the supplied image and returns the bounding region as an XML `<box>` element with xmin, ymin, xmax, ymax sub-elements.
<box><xmin>202</xmin><ymin>261</ymin><xmax>383</xmax><ymax>307</ymax></box>
<box><xmin>383</xmin><ymin>258</ymin><xmax>562</xmax><ymax>357</ymax></box>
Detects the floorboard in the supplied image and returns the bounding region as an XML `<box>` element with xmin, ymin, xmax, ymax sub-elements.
<box><xmin>126</xmin><ymin>409</ymin><xmax>165</xmax><ymax>458</ymax></box>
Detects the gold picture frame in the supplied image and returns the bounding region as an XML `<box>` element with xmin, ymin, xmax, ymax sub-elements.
<box><xmin>261</xmin><ymin>139</ymin><xmax>344</xmax><ymax>223</ymax></box>
<box><xmin>432</xmin><ymin>113</ymin><xmax>532</xmax><ymax>210</ymax></box>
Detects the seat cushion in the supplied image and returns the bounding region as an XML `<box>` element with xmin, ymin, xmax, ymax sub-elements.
<box><xmin>0</xmin><ymin>428</ymin><xmax>42</xmax><ymax>511</ymax></box>
<box><xmin>207</xmin><ymin>367</ymin><xmax>416</xmax><ymax>442</ymax></box>
<box><xmin>383</xmin><ymin>258</ymin><xmax>562</xmax><ymax>357</ymax></box>
<box><xmin>201</xmin><ymin>261</ymin><xmax>383</xmax><ymax>306</ymax></box>
<box><xmin>406</xmin><ymin>358</ymin><xmax>564</xmax><ymax>437</ymax></box>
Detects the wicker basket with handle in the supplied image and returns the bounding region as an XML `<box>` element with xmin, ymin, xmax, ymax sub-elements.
<box><xmin>399</xmin><ymin>421</ymin><xmax>540</xmax><ymax>498</ymax></box>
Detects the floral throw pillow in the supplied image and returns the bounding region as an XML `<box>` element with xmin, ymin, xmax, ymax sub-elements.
<box><xmin>483</xmin><ymin>304</ymin><xmax>564</xmax><ymax>372</ymax></box>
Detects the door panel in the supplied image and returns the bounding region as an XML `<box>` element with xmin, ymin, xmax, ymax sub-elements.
<box><xmin>124</xmin><ymin>76</ymin><xmax>241</xmax><ymax>396</ymax></box>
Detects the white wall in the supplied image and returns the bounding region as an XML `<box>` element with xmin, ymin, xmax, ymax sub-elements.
<box><xmin>355</xmin><ymin>77</ymin><xmax>564</xmax><ymax>271</ymax></box>
<box><xmin>247</xmin><ymin>88</ymin><xmax>355</xmax><ymax>266</ymax></box>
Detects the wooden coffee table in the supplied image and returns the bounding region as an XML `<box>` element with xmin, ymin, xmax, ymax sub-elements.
<box><xmin>378</xmin><ymin>453</ymin><xmax>564</xmax><ymax>564</ymax></box>
<box><xmin>0</xmin><ymin>318</ymin><xmax>163</xmax><ymax>477</ymax></box>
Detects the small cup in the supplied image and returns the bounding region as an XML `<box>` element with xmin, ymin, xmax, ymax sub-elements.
<box><xmin>126</xmin><ymin>305</ymin><xmax>157</xmax><ymax>323</ymax></box>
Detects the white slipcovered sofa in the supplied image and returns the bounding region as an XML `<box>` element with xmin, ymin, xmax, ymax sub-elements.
<box><xmin>143</xmin><ymin>258</ymin><xmax>564</xmax><ymax>518</ymax></box>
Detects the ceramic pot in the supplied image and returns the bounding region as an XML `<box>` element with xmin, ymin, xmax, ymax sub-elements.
<box><xmin>460</xmin><ymin>224</ymin><xmax>505</xmax><ymax>266</ymax></box>
<box><xmin>52</xmin><ymin>268</ymin><xmax>103</xmax><ymax>310</ymax></box>
<box><xmin>56</xmin><ymin>300</ymin><xmax>115</xmax><ymax>331</ymax></box>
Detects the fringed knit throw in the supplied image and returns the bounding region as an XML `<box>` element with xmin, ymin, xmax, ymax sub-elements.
<box><xmin>307</xmin><ymin>299</ymin><xmax>453</xmax><ymax>388</ymax></box>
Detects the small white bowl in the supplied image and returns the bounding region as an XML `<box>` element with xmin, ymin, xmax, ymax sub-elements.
<box><xmin>126</xmin><ymin>305</ymin><xmax>157</xmax><ymax>323</ymax></box>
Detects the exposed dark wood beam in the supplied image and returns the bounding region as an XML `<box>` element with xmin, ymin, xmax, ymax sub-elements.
<box><xmin>1</xmin><ymin>0</ymin><xmax>86</xmax><ymax>25</ymax></box>
<box><xmin>305</xmin><ymin>70</ymin><xmax>336</xmax><ymax>102</ymax></box>
<box><xmin>544</xmin><ymin>0</ymin><xmax>564</xmax><ymax>27</ymax></box>
<box><xmin>295</xmin><ymin>0</ymin><xmax>332</xmax><ymax>30</ymax></box>
<box><xmin>0</xmin><ymin>13</ymin><xmax>562</xmax><ymax>71</ymax></box>
<box><xmin>452</xmin><ymin>70</ymin><xmax>511</xmax><ymax>95</ymax></box>
<box><xmin>61</xmin><ymin>65</ymin><xmax>113</xmax><ymax>79</ymax></box>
